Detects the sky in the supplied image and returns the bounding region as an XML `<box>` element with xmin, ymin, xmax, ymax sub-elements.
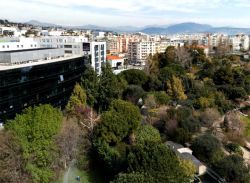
<box><xmin>1</xmin><ymin>0</ymin><xmax>250</xmax><ymax>27</ymax></box>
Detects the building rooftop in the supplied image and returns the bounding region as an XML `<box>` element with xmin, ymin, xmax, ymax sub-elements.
<box><xmin>107</xmin><ymin>55</ymin><xmax>122</xmax><ymax>60</ymax></box>
<box><xmin>0</xmin><ymin>54</ymin><xmax>84</xmax><ymax>71</ymax></box>
<box><xmin>0</xmin><ymin>48</ymin><xmax>55</xmax><ymax>53</ymax></box>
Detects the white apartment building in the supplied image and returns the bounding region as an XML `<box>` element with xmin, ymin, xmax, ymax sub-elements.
<box><xmin>90</xmin><ymin>42</ymin><xmax>106</xmax><ymax>75</ymax></box>
<box><xmin>0</xmin><ymin>37</ymin><xmax>39</xmax><ymax>51</ymax></box>
<box><xmin>156</xmin><ymin>40</ymin><xmax>184</xmax><ymax>53</ymax></box>
<box><xmin>128</xmin><ymin>41</ymin><xmax>156</xmax><ymax>65</ymax></box>
<box><xmin>229</xmin><ymin>34</ymin><xmax>249</xmax><ymax>51</ymax></box>
<box><xmin>36</xmin><ymin>36</ymin><xmax>106</xmax><ymax>74</ymax></box>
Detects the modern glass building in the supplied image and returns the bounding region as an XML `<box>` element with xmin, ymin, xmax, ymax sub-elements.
<box><xmin>0</xmin><ymin>51</ymin><xmax>87</xmax><ymax>122</ymax></box>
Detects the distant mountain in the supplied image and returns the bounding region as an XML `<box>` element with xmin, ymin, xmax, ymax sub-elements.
<box><xmin>140</xmin><ymin>22</ymin><xmax>250</xmax><ymax>34</ymax></box>
<box><xmin>167</xmin><ymin>22</ymin><xmax>212</xmax><ymax>33</ymax></box>
<box><xmin>26</xmin><ymin>20</ymin><xmax>59</xmax><ymax>27</ymax></box>
<box><xmin>25</xmin><ymin>20</ymin><xmax>250</xmax><ymax>34</ymax></box>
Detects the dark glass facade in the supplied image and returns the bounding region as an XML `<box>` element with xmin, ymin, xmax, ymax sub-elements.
<box><xmin>0</xmin><ymin>56</ymin><xmax>86</xmax><ymax>122</ymax></box>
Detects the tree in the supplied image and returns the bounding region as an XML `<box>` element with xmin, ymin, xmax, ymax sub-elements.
<box><xmin>127</xmin><ymin>141</ymin><xmax>195</xmax><ymax>183</ymax></box>
<box><xmin>0</xmin><ymin>131</ymin><xmax>31</xmax><ymax>183</ymax></box>
<box><xmin>93</xmin><ymin>100</ymin><xmax>141</xmax><ymax>177</ymax></box>
<box><xmin>120</xmin><ymin>69</ymin><xmax>148</xmax><ymax>86</ymax></box>
<box><xmin>66</xmin><ymin>83</ymin><xmax>87</xmax><ymax>114</ymax></box>
<box><xmin>153</xmin><ymin>91</ymin><xmax>170</xmax><ymax>106</ymax></box>
<box><xmin>159</xmin><ymin>46</ymin><xmax>176</xmax><ymax>68</ymax></box>
<box><xmin>191</xmin><ymin>134</ymin><xmax>223</xmax><ymax>163</ymax></box>
<box><xmin>176</xmin><ymin>47</ymin><xmax>193</xmax><ymax>68</ymax></box>
<box><xmin>144</xmin><ymin>94</ymin><xmax>157</xmax><ymax>109</ymax></box>
<box><xmin>98</xmin><ymin>63</ymin><xmax>122</xmax><ymax>111</ymax></box>
<box><xmin>166</xmin><ymin>75</ymin><xmax>187</xmax><ymax>100</ymax></box>
<box><xmin>94</xmin><ymin>100</ymin><xmax>141</xmax><ymax>144</ymax></box>
<box><xmin>123</xmin><ymin>85</ymin><xmax>146</xmax><ymax>105</ymax></box>
<box><xmin>213</xmin><ymin>155</ymin><xmax>250</xmax><ymax>183</ymax></box>
<box><xmin>81</xmin><ymin>65</ymin><xmax>98</xmax><ymax>107</ymax></box>
<box><xmin>200</xmin><ymin>108</ymin><xmax>221</xmax><ymax>128</ymax></box>
<box><xmin>6</xmin><ymin>104</ymin><xmax>63</xmax><ymax>183</ymax></box>
<box><xmin>174</xmin><ymin>128</ymin><xmax>192</xmax><ymax>144</ymax></box>
<box><xmin>134</xmin><ymin>125</ymin><xmax>161</xmax><ymax>145</ymax></box>
<box><xmin>55</xmin><ymin>119</ymin><xmax>82</xmax><ymax>168</ymax></box>
<box><xmin>224</xmin><ymin>111</ymin><xmax>245</xmax><ymax>137</ymax></box>
<box><xmin>111</xmin><ymin>172</ymin><xmax>153</xmax><ymax>183</ymax></box>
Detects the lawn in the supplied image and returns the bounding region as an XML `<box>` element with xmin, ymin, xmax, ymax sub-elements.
<box><xmin>241</xmin><ymin>116</ymin><xmax>250</xmax><ymax>138</ymax></box>
<box><xmin>53</xmin><ymin>166</ymin><xmax>105</xmax><ymax>183</ymax></box>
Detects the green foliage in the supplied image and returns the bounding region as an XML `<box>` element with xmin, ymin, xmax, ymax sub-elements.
<box><xmin>123</xmin><ymin>85</ymin><xmax>146</xmax><ymax>104</ymax></box>
<box><xmin>191</xmin><ymin>134</ymin><xmax>223</xmax><ymax>164</ymax></box>
<box><xmin>6</xmin><ymin>105</ymin><xmax>63</xmax><ymax>183</ymax></box>
<box><xmin>127</xmin><ymin>141</ymin><xmax>195</xmax><ymax>183</ymax></box>
<box><xmin>213</xmin><ymin>155</ymin><xmax>250</xmax><ymax>183</ymax></box>
<box><xmin>134</xmin><ymin>125</ymin><xmax>161</xmax><ymax>145</ymax></box>
<box><xmin>174</xmin><ymin>128</ymin><xmax>192</xmax><ymax>144</ymax></box>
<box><xmin>159</xmin><ymin>46</ymin><xmax>176</xmax><ymax>68</ymax></box>
<box><xmin>81</xmin><ymin>65</ymin><xmax>98</xmax><ymax>107</ymax></box>
<box><xmin>225</xmin><ymin>143</ymin><xmax>243</xmax><ymax>155</ymax></box>
<box><xmin>93</xmin><ymin>100</ymin><xmax>141</xmax><ymax>177</ymax></box>
<box><xmin>98</xmin><ymin>63</ymin><xmax>122</xmax><ymax>111</ymax></box>
<box><xmin>66</xmin><ymin>83</ymin><xmax>87</xmax><ymax>114</ymax></box>
<box><xmin>166</xmin><ymin>75</ymin><xmax>187</xmax><ymax>100</ymax></box>
<box><xmin>111</xmin><ymin>172</ymin><xmax>153</xmax><ymax>183</ymax></box>
<box><xmin>120</xmin><ymin>69</ymin><xmax>148</xmax><ymax>86</ymax></box>
<box><xmin>152</xmin><ymin>91</ymin><xmax>170</xmax><ymax>105</ymax></box>
<box><xmin>160</xmin><ymin>64</ymin><xmax>185</xmax><ymax>82</ymax></box>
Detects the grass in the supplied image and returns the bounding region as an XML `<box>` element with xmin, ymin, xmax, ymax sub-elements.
<box><xmin>241</xmin><ymin>116</ymin><xmax>250</xmax><ymax>138</ymax></box>
<box><xmin>53</xmin><ymin>166</ymin><xmax>105</xmax><ymax>183</ymax></box>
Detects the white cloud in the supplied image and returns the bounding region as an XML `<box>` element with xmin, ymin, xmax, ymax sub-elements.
<box><xmin>0</xmin><ymin>0</ymin><xmax>250</xmax><ymax>27</ymax></box>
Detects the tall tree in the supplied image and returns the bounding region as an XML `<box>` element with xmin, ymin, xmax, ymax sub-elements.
<box><xmin>66</xmin><ymin>83</ymin><xmax>87</xmax><ymax>115</ymax></box>
<box><xmin>166</xmin><ymin>75</ymin><xmax>187</xmax><ymax>100</ymax></box>
<box><xmin>81</xmin><ymin>65</ymin><xmax>98</xmax><ymax>107</ymax></box>
<box><xmin>98</xmin><ymin>63</ymin><xmax>121</xmax><ymax>111</ymax></box>
<box><xmin>6</xmin><ymin>105</ymin><xmax>63</xmax><ymax>183</ymax></box>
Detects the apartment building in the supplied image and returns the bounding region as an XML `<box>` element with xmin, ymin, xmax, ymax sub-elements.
<box><xmin>128</xmin><ymin>41</ymin><xmax>156</xmax><ymax>65</ymax></box>
<box><xmin>156</xmin><ymin>40</ymin><xmax>184</xmax><ymax>53</ymax></box>
<box><xmin>36</xmin><ymin>36</ymin><xmax>106</xmax><ymax>74</ymax></box>
<box><xmin>229</xmin><ymin>34</ymin><xmax>249</xmax><ymax>51</ymax></box>
<box><xmin>90</xmin><ymin>42</ymin><xmax>106</xmax><ymax>75</ymax></box>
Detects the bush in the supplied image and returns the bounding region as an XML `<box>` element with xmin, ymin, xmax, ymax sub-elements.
<box><xmin>123</xmin><ymin>85</ymin><xmax>146</xmax><ymax>105</ymax></box>
<box><xmin>191</xmin><ymin>134</ymin><xmax>223</xmax><ymax>163</ymax></box>
<box><xmin>152</xmin><ymin>91</ymin><xmax>170</xmax><ymax>105</ymax></box>
<box><xmin>213</xmin><ymin>155</ymin><xmax>250</xmax><ymax>183</ymax></box>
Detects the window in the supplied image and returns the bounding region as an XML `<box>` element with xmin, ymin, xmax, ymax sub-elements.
<box><xmin>17</xmin><ymin>45</ymin><xmax>19</xmax><ymax>48</ymax></box>
<box><xmin>31</xmin><ymin>44</ymin><xmax>33</xmax><ymax>47</ymax></box>
<box><xmin>7</xmin><ymin>45</ymin><xmax>9</xmax><ymax>48</ymax></box>
<box><xmin>64</xmin><ymin>45</ymin><xmax>72</xmax><ymax>48</ymax></box>
<box><xmin>65</xmin><ymin>50</ymin><xmax>72</xmax><ymax>54</ymax></box>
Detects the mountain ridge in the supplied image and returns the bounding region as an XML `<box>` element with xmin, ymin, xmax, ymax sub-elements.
<box><xmin>25</xmin><ymin>20</ymin><xmax>250</xmax><ymax>34</ymax></box>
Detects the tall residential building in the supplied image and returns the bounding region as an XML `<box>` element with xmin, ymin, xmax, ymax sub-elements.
<box><xmin>90</xmin><ymin>42</ymin><xmax>106</xmax><ymax>75</ymax></box>
<box><xmin>128</xmin><ymin>41</ymin><xmax>156</xmax><ymax>65</ymax></box>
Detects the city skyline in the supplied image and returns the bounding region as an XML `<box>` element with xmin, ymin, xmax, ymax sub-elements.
<box><xmin>1</xmin><ymin>0</ymin><xmax>250</xmax><ymax>27</ymax></box>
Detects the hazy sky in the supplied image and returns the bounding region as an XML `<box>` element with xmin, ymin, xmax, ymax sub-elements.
<box><xmin>1</xmin><ymin>0</ymin><xmax>250</xmax><ymax>27</ymax></box>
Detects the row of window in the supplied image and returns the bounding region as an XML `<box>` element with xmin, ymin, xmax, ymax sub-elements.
<box><xmin>1</xmin><ymin>44</ymin><xmax>37</xmax><ymax>49</ymax></box>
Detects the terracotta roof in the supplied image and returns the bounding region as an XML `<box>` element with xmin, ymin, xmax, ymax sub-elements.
<box><xmin>106</xmin><ymin>55</ymin><xmax>122</xmax><ymax>60</ymax></box>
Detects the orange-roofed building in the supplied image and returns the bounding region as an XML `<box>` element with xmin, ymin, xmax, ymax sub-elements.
<box><xmin>106</xmin><ymin>55</ymin><xmax>124</xmax><ymax>69</ymax></box>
